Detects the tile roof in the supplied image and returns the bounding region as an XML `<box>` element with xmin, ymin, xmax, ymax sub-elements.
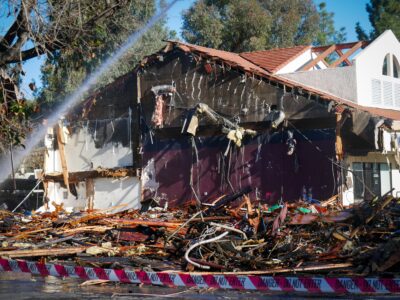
<box><xmin>165</xmin><ymin>41</ymin><xmax>400</xmax><ymax>121</ymax></box>
<box><xmin>240</xmin><ymin>45</ymin><xmax>311</xmax><ymax>73</ymax></box>
<box><xmin>173</xmin><ymin>41</ymin><xmax>269</xmax><ymax>75</ymax></box>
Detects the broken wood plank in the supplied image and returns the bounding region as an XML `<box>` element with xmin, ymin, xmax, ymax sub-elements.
<box><xmin>103</xmin><ymin>219</ymin><xmax>183</xmax><ymax>228</ymax></box>
<box><xmin>58</xmin><ymin>226</ymin><xmax>113</xmax><ymax>235</ymax></box>
<box><xmin>43</xmin><ymin>168</ymin><xmax>137</xmax><ymax>182</ymax></box>
<box><xmin>8</xmin><ymin>227</ymin><xmax>53</xmax><ymax>241</ymax></box>
<box><xmin>166</xmin><ymin>263</ymin><xmax>353</xmax><ymax>275</ymax></box>
<box><xmin>0</xmin><ymin>247</ymin><xmax>87</xmax><ymax>258</ymax></box>
<box><xmin>56</xmin><ymin>124</ymin><xmax>70</xmax><ymax>191</ymax></box>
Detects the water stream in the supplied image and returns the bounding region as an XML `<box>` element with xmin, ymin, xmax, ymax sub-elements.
<box><xmin>0</xmin><ymin>0</ymin><xmax>179</xmax><ymax>184</ymax></box>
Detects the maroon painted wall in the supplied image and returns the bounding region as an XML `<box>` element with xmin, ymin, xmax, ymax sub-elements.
<box><xmin>142</xmin><ymin>129</ymin><xmax>336</xmax><ymax>206</ymax></box>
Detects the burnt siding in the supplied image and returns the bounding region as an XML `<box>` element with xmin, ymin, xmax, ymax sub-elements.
<box><xmin>139</xmin><ymin>50</ymin><xmax>333</xmax><ymax>128</ymax></box>
<box><xmin>139</xmin><ymin>50</ymin><xmax>337</xmax><ymax>206</ymax></box>
<box><xmin>142</xmin><ymin>130</ymin><xmax>336</xmax><ymax>206</ymax></box>
<box><xmin>65</xmin><ymin>72</ymin><xmax>140</xmax><ymax>168</ymax></box>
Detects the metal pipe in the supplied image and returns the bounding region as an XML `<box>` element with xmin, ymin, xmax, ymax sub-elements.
<box><xmin>209</xmin><ymin>222</ymin><xmax>248</xmax><ymax>240</ymax></box>
<box><xmin>184</xmin><ymin>231</ymin><xmax>229</xmax><ymax>270</ymax></box>
<box><xmin>12</xmin><ymin>180</ymin><xmax>42</xmax><ymax>212</ymax></box>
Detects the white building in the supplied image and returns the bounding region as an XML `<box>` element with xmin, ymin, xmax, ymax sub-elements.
<box><xmin>251</xmin><ymin>30</ymin><xmax>400</xmax><ymax>203</ymax></box>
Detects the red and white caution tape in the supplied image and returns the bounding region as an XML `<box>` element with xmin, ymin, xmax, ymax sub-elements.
<box><xmin>1</xmin><ymin>258</ymin><xmax>400</xmax><ymax>294</ymax></box>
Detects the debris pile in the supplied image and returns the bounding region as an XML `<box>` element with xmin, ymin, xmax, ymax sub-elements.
<box><xmin>1</xmin><ymin>190</ymin><xmax>400</xmax><ymax>276</ymax></box>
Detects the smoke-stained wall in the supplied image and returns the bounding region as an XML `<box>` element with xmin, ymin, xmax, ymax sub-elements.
<box><xmin>138</xmin><ymin>50</ymin><xmax>338</xmax><ymax>206</ymax></box>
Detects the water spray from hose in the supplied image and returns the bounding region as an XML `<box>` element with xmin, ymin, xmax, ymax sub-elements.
<box><xmin>0</xmin><ymin>0</ymin><xmax>179</xmax><ymax>182</ymax></box>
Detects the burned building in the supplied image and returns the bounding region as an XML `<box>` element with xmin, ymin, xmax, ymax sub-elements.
<box><xmin>41</xmin><ymin>32</ymin><xmax>400</xmax><ymax>212</ymax></box>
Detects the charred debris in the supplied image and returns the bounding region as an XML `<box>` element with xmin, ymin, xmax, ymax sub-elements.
<box><xmin>1</xmin><ymin>191</ymin><xmax>400</xmax><ymax>275</ymax></box>
<box><xmin>2</xmin><ymin>41</ymin><xmax>400</xmax><ymax>275</ymax></box>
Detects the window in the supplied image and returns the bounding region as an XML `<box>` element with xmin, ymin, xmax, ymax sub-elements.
<box><xmin>383</xmin><ymin>54</ymin><xmax>390</xmax><ymax>76</ymax></box>
<box><xmin>352</xmin><ymin>162</ymin><xmax>392</xmax><ymax>200</ymax></box>
<box><xmin>382</xmin><ymin>53</ymin><xmax>400</xmax><ymax>78</ymax></box>
<box><xmin>393</xmin><ymin>55</ymin><xmax>400</xmax><ymax>78</ymax></box>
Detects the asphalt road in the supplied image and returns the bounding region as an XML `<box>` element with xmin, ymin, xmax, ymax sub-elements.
<box><xmin>0</xmin><ymin>272</ymin><xmax>399</xmax><ymax>300</ymax></box>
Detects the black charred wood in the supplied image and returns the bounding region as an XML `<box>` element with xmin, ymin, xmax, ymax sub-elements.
<box><xmin>204</xmin><ymin>186</ymin><xmax>252</xmax><ymax>215</ymax></box>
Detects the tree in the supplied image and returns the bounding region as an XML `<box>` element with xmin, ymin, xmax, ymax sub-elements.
<box><xmin>355</xmin><ymin>22</ymin><xmax>370</xmax><ymax>41</ymax></box>
<box><xmin>182</xmin><ymin>0</ymin><xmax>346</xmax><ymax>53</ymax></box>
<box><xmin>315</xmin><ymin>2</ymin><xmax>346</xmax><ymax>45</ymax></box>
<box><xmin>0</xmin><ymin>0</ymin><xmax>169</xmax><ymax>153</ymax></box>
<box><xmin>356</xmin><ymin>0</ymin><xmax>400</xmax><ymax>40</ymax></box>
<box><xmin>263</xmin><ymin>0</ymin><xmax>319</xmax><ymax>48</ymax></box>
<box><xmin>38</xmin><ymin>1</ymin><xmax>173</xmax><ymax>110</ymax></box>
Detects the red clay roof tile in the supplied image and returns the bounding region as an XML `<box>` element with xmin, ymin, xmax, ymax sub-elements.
<box><xmin>173</xmin><ymin>41</ymin><xmax>270</xmax><ymax>75</ymax></box>
<box><xmin>240</xmin><ymin>45</ymin><xmax>311</xmax><ymax>73</ymax></box>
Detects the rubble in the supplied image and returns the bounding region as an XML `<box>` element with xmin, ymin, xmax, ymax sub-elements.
<box><xmin>1</xmin><ymin>191</ymin><xmax>400</xmax><ymax>277</ymax></box>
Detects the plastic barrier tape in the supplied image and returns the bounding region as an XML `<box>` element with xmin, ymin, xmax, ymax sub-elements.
<box><xmin>1</xmin><ymin>258</ymin><xmax>400</xmax><ymax>294</ymax></box>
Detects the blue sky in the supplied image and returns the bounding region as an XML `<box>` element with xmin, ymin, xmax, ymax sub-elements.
<box><xmin>16</xmin><ymin>0</ymin><xmax>372</xmax><ymax>98</ymax></box>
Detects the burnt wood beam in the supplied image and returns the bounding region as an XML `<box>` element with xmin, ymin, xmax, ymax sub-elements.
<box><xmin>329</xmin><ymin>41</ymin><xmax>363</xmax><ymax>68</ymax></box>
<box><xmin>43</xmin><ymin>167</ymin><xmax>137</xmax><ymax>182</ymax></box>
<box><xmin>301</xmin><ymin>45</ymin><xmax>336</xmax><ymax>71</ymax></box>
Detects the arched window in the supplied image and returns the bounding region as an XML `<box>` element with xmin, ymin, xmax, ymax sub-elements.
<box><xmin>393</xmin><ymin>55</ymin><xmax>400</xmax><ymax>78</ymax></box>
<box><xmin>382</xmin><ymin>53</ymin><xmax>400</xmax><ymax>78</ymax></box>
<box><xmin>383</xmin><ymin>53</ymin><xmax>390</xmax><ymax>76</ymax></box>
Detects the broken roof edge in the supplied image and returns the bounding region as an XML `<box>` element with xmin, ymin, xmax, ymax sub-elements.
<box><xmin>70</xmin><ymin>40</ymin><xmax>400</xmax><ymax>123</ymax></box>
<box><xmin>164</xmin><ymin>40</ymin><xmax>270</xmax><ymax>75</ymax></box>
<box><xmin>163</xmin><ymin>40</ymin><xmax>400</xmax><ymax>122</ymax></box>
<box><xmin>273</xmin><ymin>74</ymin><xmax>400</xmax><ymax>121</ymax></box>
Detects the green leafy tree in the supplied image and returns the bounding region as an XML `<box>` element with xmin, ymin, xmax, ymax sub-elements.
<box><xmin>356</xmin><ymin>0</ymin><xmax>400</xmax><ymax>40</ymax></box>
<box><xmin>0</xmin><ymin>0</ymin><xmax>171</xmax><ymax>152</ymax></box>
<box><xmin>38</xmin><ymin>1</ymin><xmax>173</xmax><ymax>109</ymax></box>
<box><xmin>182</xmin><ymin>0</ymin><xmax>346</xmax><ymax>52</ymax></box>
<box><xmin>315</xmin><ymin>2</ymin><xmax>346</xmax><ymax>45</ymax></box>
<box><xmin>263</xmin><ymin>0</ymin><xmax>319</xmax><ymax>48</ymax></box>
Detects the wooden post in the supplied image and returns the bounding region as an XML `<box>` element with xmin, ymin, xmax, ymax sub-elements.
<box><xmin>56</xmin><ymin>124</ymin><xmax>69</xmax><ymax>191</ymax></box>
<box><xmin>86</xmin><ymin>178</ymin><xmax>94</xmax><ymax>211</ymax></box>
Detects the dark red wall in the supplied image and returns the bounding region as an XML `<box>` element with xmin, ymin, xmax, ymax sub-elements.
<box><xmin>143</xmin><ymin>129</ymin><xmax>336</xmax><ymax>206</ymax></box>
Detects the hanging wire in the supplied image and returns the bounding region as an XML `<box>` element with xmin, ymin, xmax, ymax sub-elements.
<box><xmin>190</xmin><ymin>136</ymin><xmax>202</xmax><ymax>207</ymax></box>
<box><xmin>287</xmin><ymin>120</ymin><xmax>377</xmax><ymax>198</ymax></box>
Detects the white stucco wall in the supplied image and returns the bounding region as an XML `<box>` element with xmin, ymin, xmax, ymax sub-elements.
<box><xmin>354</xmin><ymin>30</ymin><xmax>400</xmax><ymax>110</ymax></box>
<box><xmin>279</xmin><ymin>66</ymin><xmax>357</xmax><ymax>102</ymax></box>
<box><xmin>43</xmin><ymin>118</ymin><xmax>139</xmax><ymax>212</ymax></box>
<box><xmin>276</xmin><ymin>49</ymin><xmax>326</xmax><ymax>74</ymax></box>
<box><xmin>43</xmin><ymin>120</ymin><xmax>133</xmax><ymax>174</ymax></box>
<box><xmin>89</xmin><ymin>177</ymin><xmax>141</xmax><ymax>210</ymax></box>
<box><xmin>63</xmin><ymin>124</ymin><xmax>133</xmax><ymax>172</ymax></box>
<box><xmin>46</xmin><ymin>181</ymin><xmax>87</xmax><ymax>211</ymax></box>
<box><xmin>45</xmin><ymin>177</ymin><xmax>141</xmax><ymax>212</ymax></box>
